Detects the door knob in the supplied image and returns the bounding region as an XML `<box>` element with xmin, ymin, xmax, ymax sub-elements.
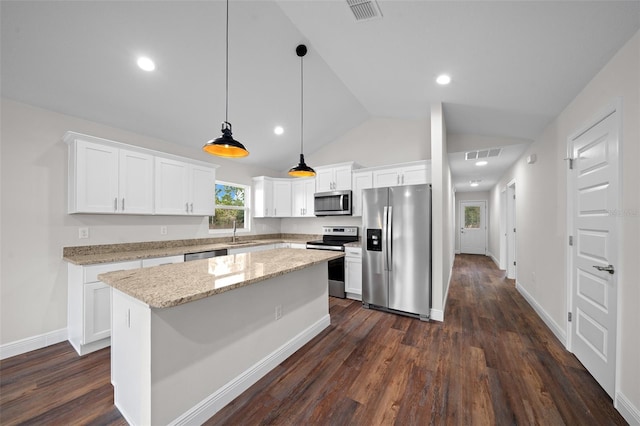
<box><xmin>593</xmin><ymin>264</ymin><xmax>615</xmax><ymax>275</ymax></box>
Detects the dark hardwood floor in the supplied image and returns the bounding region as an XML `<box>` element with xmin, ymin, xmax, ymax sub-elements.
<box><xmin>0</xmin><ymin>254</ymin><xmax>626</xmax><ymax>425</ymax></box>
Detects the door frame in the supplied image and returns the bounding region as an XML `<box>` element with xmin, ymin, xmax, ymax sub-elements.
<box><xmin>565</xmin><ymin>98</ymin><xmax>622</xmax><ymax>395</ymax></box>
<box><xmin>500</xmin><ymin>188</ymin><xmax>507</xmax><ymax>270</ymax></box>
<box><xmin>506</xmin><ymin>180</ymin><xmax>517</xmax><ymax>279</ymax></box>
<box><xmin>458</xmin><ymin>200</ymin><xmax>487</xmax><ymax>255</ymax></box>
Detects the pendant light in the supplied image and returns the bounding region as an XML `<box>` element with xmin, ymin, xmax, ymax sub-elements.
<box><xmin>203</xmin><ymin>0</ymin><xmax>249</xmax><ymax>158</ymax></box>
<box><xmin>288</xmin><ymin>44</ymin><xmax>315</xmax><ymax>177</ymax></box>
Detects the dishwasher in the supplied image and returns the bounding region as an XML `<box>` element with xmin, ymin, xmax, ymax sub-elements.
<box><xmin>184</xmin><ymin>249</ymin><xmax>228</xmax><ymax>261</ymax></box>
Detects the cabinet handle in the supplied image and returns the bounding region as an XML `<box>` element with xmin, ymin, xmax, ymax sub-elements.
<box><xmin>114</xmin><ymin>197</ymin><xmax>118</xmax><ymax>212</ymax></box>
<box><xmin>185</xmin><ymin>202</ymin><xmax>189</xmax><ymax>213</ymax></box>
<box><xmin>122</xmin><ymin>198</ymin><xmax>125</xmax><ymax>211</ymax></box>
<box><xmin>190</xmin><ymin>203</ymin><xmax>193</xmax><ymax>213</ymax></box>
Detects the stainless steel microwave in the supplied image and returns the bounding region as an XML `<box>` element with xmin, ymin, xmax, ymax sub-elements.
<box><xmin>314</xmin><ymin>190</ymin><xmax>352</xmax><ymax>216</ymax></box>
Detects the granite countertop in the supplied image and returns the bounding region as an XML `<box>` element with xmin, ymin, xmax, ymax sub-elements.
<box><xmin>63</xmin><ymin>234</ymin><xmax>318</xmax><ymax>265</ymax></box>
<box><xmin>343</xmin><ymin>241</ymin><xmax>362</xmax><ymax>248</ymax></box>
<box><xmin>98</xmin><ymin>248</ymin><xmax>343</xmax><ymax>308</ymax></box>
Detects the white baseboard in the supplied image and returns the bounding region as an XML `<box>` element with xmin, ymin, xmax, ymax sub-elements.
<box><xmin>616</xmin><ymin>391</ymin><xmax>640</xmax><ymax>425</ymax></box>
<box><xmin>430</xmin><ymin>309</ymin><xmax>444</xmax><ymax>322</ymax></box>
<box><xmin>430</xmin><ymin>261</ymin><xmax>454</xmax><ymax>323</ymax></box>
<box><xmin>488</xmin><ymin>251</ymin><xmax>501</xmax><ymax>269</ymax></box>
<box><xmin>0</xmin><ymin>328</ymin><xmax>68</xmax><ymax>360</ymax></box>
<box><xmin>516</xmin><ymin>281</ymin><xmax>566</xmax><ymax>345</ymax></box>
<box><xmin>169</xmin><ymin>314</ymin><xmax>331</xmax><ymax>426</ymax></box>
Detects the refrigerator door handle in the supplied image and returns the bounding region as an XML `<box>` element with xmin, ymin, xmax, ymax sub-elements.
<box><xmin>387</xmin><ymin>206</ymin><xmax>393</xmax><ymax>271</ymax></box>
<box><xmin>383</xmin><ymin>206</ymin><xmax>389</xmax><ymax>271</ymax></box>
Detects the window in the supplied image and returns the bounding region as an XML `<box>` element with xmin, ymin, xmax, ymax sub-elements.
<box><xmin>464</xmin><ymin>205</ymin><xmax>481</xmax><ymax>229</ymax></box>
<box><xmin>209</xmin><ymin>181</ymin><xmax>250</xmax><ymax>231</ymax></box>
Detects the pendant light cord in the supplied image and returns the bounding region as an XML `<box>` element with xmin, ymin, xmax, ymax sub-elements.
<box><xmin>225</xmin><ymin>0</ymin><xmax>229</xmax><ymax>123</ymax></box>
<box><xmin>300</xmin><ymin>53</ymin><xmax>304</xmax><ymax>154</ymax></box>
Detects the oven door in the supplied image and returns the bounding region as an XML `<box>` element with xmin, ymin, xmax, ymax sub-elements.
<box><xmin>327</xmin><ymin>256</ymin><xmax>346</xmax><ymax>299</ymax></box>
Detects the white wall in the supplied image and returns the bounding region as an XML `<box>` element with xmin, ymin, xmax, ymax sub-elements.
<box><xmin>0</xmin><ymin>98</ymin><xmax>280</xmax><ymax>346</ymax></box>
<box><xmin>430</xmin><ymin>103</ymin><xmax>454</xmax><ymax>321</ymax></box>
<box><xmin>454</xmin><ymin>191</ymin><xmax>490</xmax><ymax>254</ymax></box>
<box><xmin>489</xmin><ymin>30</ymin><xmax>640</xmax><ymax>421</ymax></box>
<box><xmin>307</xmin><ymin>117</ymin><xmax>431</xmax><ymax>169</ymax></box>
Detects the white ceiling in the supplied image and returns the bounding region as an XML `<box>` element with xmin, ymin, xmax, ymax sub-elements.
<box><xmin>2</xmin><ymin>1</ymin><xmax>639</xmax><ymax>189</ymax></box>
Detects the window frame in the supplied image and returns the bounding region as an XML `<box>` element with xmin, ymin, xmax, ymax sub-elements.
<box><xmin>208</xmin><ymin>180</ymin><xmax>251</xmax><ymax>234</ymax></box>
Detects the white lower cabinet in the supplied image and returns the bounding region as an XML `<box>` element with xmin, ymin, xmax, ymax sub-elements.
<box><xmin>345</xmin><ymin>247</ymin><xmax>362</xmax><ymax>300</ymax></box>
<box><xmin>67</xmin><ymin>255</ymin><xmax>184</xmax><ymax>356</ymax></box>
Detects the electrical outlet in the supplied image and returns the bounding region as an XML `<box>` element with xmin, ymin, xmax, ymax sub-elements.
<box><xmin>78</xmin><ymin>227</ymin><xmax>89</xmax><ymax>239</ymax></box>
<box><xmin>275</xmin><ymin>305</ymin><xmax>282</xmax><ymax>320</ymax></box>
<box><xmin>160</xmin><ymin>226</ymin><xmax>168</xmax><ymax>235</ymax></box>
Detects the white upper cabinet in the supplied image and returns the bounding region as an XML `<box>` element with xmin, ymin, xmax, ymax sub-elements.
<box><xmin>154</xmin><ymin>157</ymin><xmax>189</xmax><ymax>215</ymax></box>
<box><xmin>155</xmin><ymin>157</ymin><xmax>215</xmax><ymax>216</ymax></box>
<box><xmin>252</xmin><ymin>177</ymin><xmax>293</xmax><ymax>218</ymax></box>
<box><xmin>65</xmin><ymin>131</ymin><xmax>217</xmax><ymax>216</ymax></box>
<box><xmin>119</xmin><ymin>150</ymin><xmax>154</xmax><ymax>214</ymax></box>
<box><xmin>252</xmin><ymin>176</ymin><xmax>274</xmax><ymax>218</ymax></box>
<box><xmin>68</xmin><ymin>137</ymin><xmax>153</xmax><ymax>214</ymax></box>
<box><xmin>315</xmin><ymin>162</ymin><xmax>356</xmax><ymax>192</ymax></box>
<box><xmin>189</xmin><ymin>164</ymin><xmax>216</xmax><ymax>216</ymax></box>
<box><xmin>351</xmin><ymin>170</ymin><xmax>373</xmax><ymax>217</ymax></box>
<box><xmin>272</xmin><ymin>179</ymin><xmax>292</xmax><ymax>217</ymax></box>
<box><xmin>292</xmin><ymin>178</ymin><xmax>315</xmax><ymax>217</ymax></box>
<box><xmin>372</xmin><ymin>161</ymin><xmax>431</xmax><ymax>188</ymax></box>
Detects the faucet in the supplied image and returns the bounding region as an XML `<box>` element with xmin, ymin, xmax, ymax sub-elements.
<box><xmin>232</xmin><ymin>220</ymin><xmax>237</xmax><ymax>243</ymax></box>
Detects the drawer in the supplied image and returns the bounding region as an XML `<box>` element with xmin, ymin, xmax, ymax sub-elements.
<box><xmin>84</xmin><ymin>260</ymin><xmax>141</xmax><ymax>283</ymax></box>
<box><xmin>142</xmin><ymin>255</ymin><xmax>184</xmax><ymax>267</ymax></box>
<box><xmin>345</xmin><ymin>247</ymin><xmax>362</xmax><ymax>256</ymax></box>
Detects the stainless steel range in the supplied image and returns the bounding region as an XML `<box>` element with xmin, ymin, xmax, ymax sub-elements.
<box><xmin>306</xmin><ymin>226</ymin><xmax>359</xmax><ymax>298</ymax></box>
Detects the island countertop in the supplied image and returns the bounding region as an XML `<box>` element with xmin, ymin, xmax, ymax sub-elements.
<box><xmin>98</xmin><ymin>248</ymin><xmax>343</xmax><ymax>308</ymax></box>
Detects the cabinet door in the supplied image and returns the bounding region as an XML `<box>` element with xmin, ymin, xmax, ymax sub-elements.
<box><xmin>333</xmin><ymin>165</ymin><xmax>353</xmax><ymax>190</ymax></box>
<box><xmin>119</xmin><ymin>149</ymin><xmax>154</xmax><ymax>214</ymax></box>
<box><xmin>303</xmin><ymin>179</ymin><xmax>315</xmax><ymax>216</ymax></box>
<box><xmin>189</xmin><ymin>164</ymin><xmax>216</xmax><ymax>216</ymax></box>
<box><xmin>352</xmin><ymin>171</ymin><xmax>373</xmax><ymax>217</ymax></box>
<box><xmin>291</xmin><ymin>180</ymin><xmax>307</xmax><ymax>217</ymax></box>
<box><xmin>83</xmin><ymin>282</ymin><xmax>112</xmax><ymax>344</ymax></box>
<box><xmin>373</xmin><ymin>168</ymin><xmax>401</xmax><ymax>188</ymax></box>
<box><xmin>75</xmin><ymin>140</ymin><xmax>119</xmax><ymax>213</ymax></box>
<box><xmin>345</xmin><ymin>256</ymin><xmax>362</xmax><ymax>296</ymax></box>
<box><xmin>314</xmin><ymin>168</ymin><xmax>334</xmax><ymax>192</ymax></box>
<box><xmin>272</xmin><ymin>180</ymin><xmax>292</xmax><ymax>217</ymax></box>
<box><xmin>253</xmin><ymin>178</ymin><xmax>273</xmax><ymax>218</ymax></box>
<box><xmin>155</xmin><ymin>157</ymin><xmax>189</xmax><ymax>215</ymax></box>
<box><xmin>292</xmin><ymin>179</ymin><xmax>315</xmax><ymax>217</ymax></box>
<box><xmin>400</xmin><ymin>164</ymin><xmax>428</xmax><ymax>185</ymax></box>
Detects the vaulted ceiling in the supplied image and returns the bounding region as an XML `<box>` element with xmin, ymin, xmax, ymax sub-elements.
<box><xmin>2</xmin><ymin>1</ymin><xmax>639</xmax><ymax>190</ymax></box>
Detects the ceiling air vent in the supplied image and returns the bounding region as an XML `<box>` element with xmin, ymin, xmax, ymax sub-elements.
<box><xmin>465</xmin><ymin>148</ymin><xmax>502</xmax><ymax>160</ymax></box>
<box><xmin>347</xmin><ymin>0</ymin><xmax>383</xmax><ymax>21</ymax></box>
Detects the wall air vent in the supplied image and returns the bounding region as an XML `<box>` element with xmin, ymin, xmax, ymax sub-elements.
<box><xmin>347</xmin><ymin>0</ymin><xmax>383</xmax><ymax>21</ymax></box>
<box><xmin>465</xmin><ymin>148</ymin><xmax>502</xmax><ymax>160</ymax></box>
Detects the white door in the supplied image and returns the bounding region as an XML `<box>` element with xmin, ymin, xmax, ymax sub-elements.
<box><xmin>459</xmin><ymin>201</ymin><xmax>486</xmax><ymax>255</ymax></box>
<box><xmin>569</xmin><ymin>108</ymin><xmax>619</xmax><ymax>398</ymax></box>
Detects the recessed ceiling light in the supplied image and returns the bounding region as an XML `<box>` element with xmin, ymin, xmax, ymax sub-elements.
<box><xmin>137</xmin><ymin>56</ymin><xmax>155</xmax><ymax>72</ymax></box>
<box><xmin>476</xmin><ymin>160</ymin><xmax>488</xmax><ymax>166</ymax></box>
<box><xmin>274</xmin><ymin>126</ymin><xmax>284</xmax><ymax>135</ymax></box>
<box><xmin>470</xmin><ymin>182</ymin><xmax>479</xmax><ymax>187</ymax></box>
<box><xmin>436</xmin><ymin>74</ymin><xmax>451</xmax><ymax>85</ymax></box>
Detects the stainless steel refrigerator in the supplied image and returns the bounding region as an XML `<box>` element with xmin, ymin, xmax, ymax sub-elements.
<box><xmin>362</xmin><ymin>184</ymin><xmax>431</xmax><ymax>320</ymax></box>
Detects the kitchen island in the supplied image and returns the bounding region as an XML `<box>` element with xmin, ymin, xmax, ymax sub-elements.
<box><xmin>98</xmin><ymin>248</ymin><xmax>342</xmax><ymax>426</ymax></box>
